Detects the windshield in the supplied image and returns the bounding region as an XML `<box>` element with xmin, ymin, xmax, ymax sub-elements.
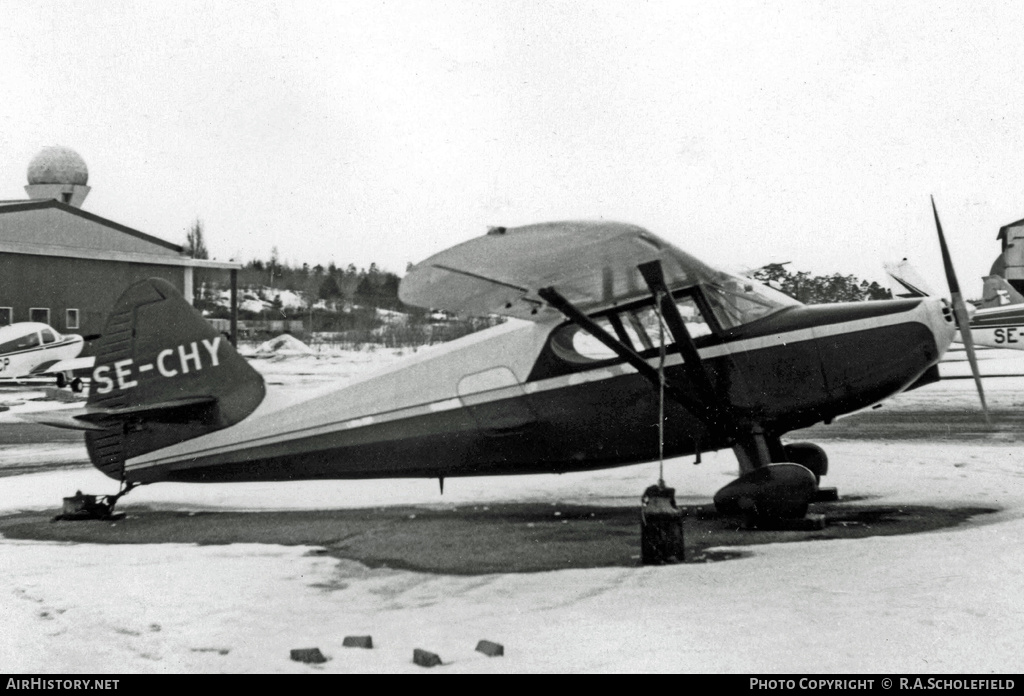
<box><xmin>702</xmin><ymin>272</ymin><xmax>801</xmax><ymax>330</ymax></box>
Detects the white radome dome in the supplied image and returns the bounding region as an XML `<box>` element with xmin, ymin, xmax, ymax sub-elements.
<box><xmin>27</xmin><ymin>146</ymin><xmax>89</xmax><ymax>186</ymax></box>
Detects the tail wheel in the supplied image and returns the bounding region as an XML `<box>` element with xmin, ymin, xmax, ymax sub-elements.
<box><xmin>783</xmin><ymin>442</ymin><xmax>828</xmax><ymax>483</ymax></box>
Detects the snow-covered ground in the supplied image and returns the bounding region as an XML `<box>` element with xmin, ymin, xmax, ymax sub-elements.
<box><xmin>1</xmin><ymin>346</ymin><xmax>1023</xmax><ymax>673</ymax></box>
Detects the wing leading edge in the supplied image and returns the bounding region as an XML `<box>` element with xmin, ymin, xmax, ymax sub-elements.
<box><xmin>399</xmin><ymin>221</ymin><xmax>723</xmax><ymax>320</ymax></box>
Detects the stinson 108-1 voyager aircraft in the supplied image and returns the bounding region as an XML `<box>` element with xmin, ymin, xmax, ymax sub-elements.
<box><xmin>37</xmin><ymin>204</ymin><xmax>984</xmax><ymax>523</ymax></box>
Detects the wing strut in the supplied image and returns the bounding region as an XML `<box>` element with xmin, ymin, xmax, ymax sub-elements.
<box><xmin>537</xmin><ymin>285</ymin><xmax>724</xmax><ymax>432</ymax></box>
<box><xmin>637</xmin><ymin>260</ymin><xmax>727</xmax><ymax>423</ymax></box>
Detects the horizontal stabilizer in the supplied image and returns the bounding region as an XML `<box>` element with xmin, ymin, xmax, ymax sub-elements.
<box><xmin>21</xmin><ymin>395</ymin><xmax>219</xmax><ymax>431</ymax></box>
<box><xmin>18</xmin><ymin>409</ymin><xmax>108</xmax><ymax>431</ymax></box>
<box><xmin>75</xmin><ymin>396</ymin><xmax>217</xmax><ymax>423</ymax></box>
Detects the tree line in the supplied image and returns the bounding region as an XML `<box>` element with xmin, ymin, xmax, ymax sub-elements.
<box><xmin>751</xmin><ymin>263</ymin><xmax>892</xmax><ymax>303</ymax></box>
<box><xmin>186</xmin><ymin>219</ymin><xmax>405</xmax><ymax>313</ymax></box>
<box><xmin>184</xmin><ymin>221</ymin><xmax>895</xmax><ymax>342</ymax></box>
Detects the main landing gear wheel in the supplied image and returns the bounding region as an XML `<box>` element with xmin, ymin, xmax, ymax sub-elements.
<box><xmin>55</xmin><ymin>373</ymin><xmax>66</xmax><ymax>388</ymax></box>
<box><xmin>713</xmin><ymin>463</ymin><xmax>818</xmax><ymax>521</ymax></box>
<box><xmin>782</xmin><ymin>442</ymin><xmax>828</xmax><ymax>483</ymax></box>
<box><xmin>70</xmin><ymin>378</ymin><xmax>84</xmax><ymax>393</ymax></box>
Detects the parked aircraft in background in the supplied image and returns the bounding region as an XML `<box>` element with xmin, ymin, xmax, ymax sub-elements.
<box><xmin>0</xmin><ymin>322</ymin><xmax>94</xmax><ymax>391</ymax></box>
<box><xmin>990</xmin><ymin>216</ymin><xmax>1024</xmax><ymax>296</ymax></box>
<box><xmin>34</xmin><ymin>205</ymin><xmax>983</xmax><ymax>524</ymax></box>
<box><xmin>886</xmin><ymin>259</ymin><xmax>1024</xmax><ymax>350</ymax></box>
<box><xmin>979</xmin><ymin>274</ymin><xmax>1024</xmax><ymax>308</ymax></box>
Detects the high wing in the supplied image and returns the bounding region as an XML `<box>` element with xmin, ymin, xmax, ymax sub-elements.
<box><xmin>399</xmin><ymin>221</ymin><xmax>726</xmax><ymax>320</ymax></box>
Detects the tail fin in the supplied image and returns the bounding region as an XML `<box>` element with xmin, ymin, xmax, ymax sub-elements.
<box><xmin>85</xmin><ymin>279</ymin><xmax>265</xmax><ymax>481</ymax></box>
<box><xmin>980</xmin><ymin>275</ymin><xmax>1024</xmax><ymax>308</ymax></box>
<box><xmin>883</xmin><ymin>259</ymin><xmax>936</xmax><ymax>299</ymax></box>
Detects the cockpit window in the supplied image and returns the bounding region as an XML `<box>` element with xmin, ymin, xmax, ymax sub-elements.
<box><xmin>551</xmin><ymin>318</ymin><xmax>619</xmax><ymax>362</ymax></box>
<box><xmin>674</xmin><ymin>295</ymin><xmax>714</xmax><ymax>337</ymax></box>
<box><xmin>630</xmin><ymin>307</ymin><xmax>669</xmax><ymax>346</ymax></box>
<box><xmin>0</xmin><ymin>332</ymin><xmax>40</xmax><ymax>353</ymax></box>
<box><xmin>702</xmin><ymin>273</ymin><xmax>800</xmax><ymax>330</ymax></box>
<box><xmin>541</xmin><ymin>277</ymin><xmax>800</xmax><ymax>376</ymax></box>
<box><xmin>619</xmin><ymin>297</ymin><xmax>713</xmax><ymax>349</ymax></box>
<box><xmin>621</xmin><ymin>312</ymin><xmax>653</xmax><ymax>350</ymax></box>
<box><xmin>41</xmin><ymin>329</ymin><xmax>57</xmax><ymax>344</ymax></box>
<box><xmin>550</xmin><ymin>292</ymin><xmax>717</xmax><ymax>364</ymax></box>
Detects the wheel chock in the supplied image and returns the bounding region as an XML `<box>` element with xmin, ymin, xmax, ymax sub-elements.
<box><xmin>475</xmin><ymin>640</ymin><xmax>504</xmax><ymax>657</ymax></box>
<box><xmin>290</xmin><ymin>647</ymin><xmax>327</xmax><ymax>664</ymax></box>
<box><xmin>414</xmin><ymin>648</ymin><xmax>442</xmax><ymax>667</ymax></box>
<box><xmin>343</xmin><ymin>635</ymin><xmax>373</xmax><ymax>649</ymax></box>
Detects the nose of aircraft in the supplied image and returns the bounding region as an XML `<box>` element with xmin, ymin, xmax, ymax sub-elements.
<box><xmin>923</xmin><ymin>296</ymin><xmax>958</xmax><ymax>360</ymax></box>
<box><xmin>807</xmin><ymin>297</ymin><xmax>957</xmax><ymax>411</ymax></box>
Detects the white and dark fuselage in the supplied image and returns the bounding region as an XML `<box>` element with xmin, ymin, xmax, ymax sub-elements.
<box><xmin>108</xmin><ymin>293</ymin><xmax>955</xmax><ymax>485</ymax></box>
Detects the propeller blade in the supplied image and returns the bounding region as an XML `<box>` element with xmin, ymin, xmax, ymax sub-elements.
<box><xmin>931</xmin><ymin>196</ymin><xmax>990</xmax><ymax>424</ymax></box>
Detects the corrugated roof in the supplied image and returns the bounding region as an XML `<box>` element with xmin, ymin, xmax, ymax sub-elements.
<box><xmin>0</xmin><ymin>239</ymin><xmax>239</xmax><ymax>269</ymax></box>
<box><xmin>0</xmin><ymin>198</ymin><xmax>239</xmax><ymax>269</ymax></box>
<box><xmin>0</xmin><ymin>199</ymin><xmax>181</xmax><ymax>252</ymax></box>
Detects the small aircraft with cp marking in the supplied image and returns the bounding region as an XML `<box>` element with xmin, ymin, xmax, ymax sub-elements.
<box><xmin>0</xmin><ymin>322</ymin><xmax>94</xmax><ymax>391</ymax></box>
<box><xmin>33</xmin><ymin>200</ymin><xmax>987</xmax><ymax>523</ymax></box>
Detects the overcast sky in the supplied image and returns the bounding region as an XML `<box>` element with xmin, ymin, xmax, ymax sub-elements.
<box><xmin>3</xmin><ymin>0</ymin><xmax>1024</xmax><ymax>292</ymax></box>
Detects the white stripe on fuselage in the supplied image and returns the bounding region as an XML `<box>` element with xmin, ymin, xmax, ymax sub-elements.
<box><xmin>126</xmin><ymin>299</ymin><xmax>949</xmax><ymax>473</ymax></box>
<box><xmin>956</xmin><ymin>303</ymin><xmax>1024</xmax><ymax>349</ymax></box>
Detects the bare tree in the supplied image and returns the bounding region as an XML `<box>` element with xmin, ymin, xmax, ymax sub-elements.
<box><xmin>185</xmin><ymin>219</ymin><xmax>209</xmax><ymax>259</ymax></box>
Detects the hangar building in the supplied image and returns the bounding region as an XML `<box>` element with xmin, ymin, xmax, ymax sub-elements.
<box><xmin>992</xmin><ymin>217</ymin><xmax>1024</xmax><ymax>295</ymax></box>
<box><xmin>0</xmin><ymin>146</ymin><xmax>239</xmax><ymax>342</ymax></box>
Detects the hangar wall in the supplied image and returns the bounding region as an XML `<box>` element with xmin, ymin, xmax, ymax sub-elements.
<box><xmin>0</xmin><ymin>254</ymin><xmax>186</xmax><ymax>337</ymax></box>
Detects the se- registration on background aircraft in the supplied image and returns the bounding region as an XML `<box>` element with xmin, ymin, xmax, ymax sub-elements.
<box><xmin>45</xmin><ymin>220</ymin><xmax>964</xmax><ymax>523</ymax></box>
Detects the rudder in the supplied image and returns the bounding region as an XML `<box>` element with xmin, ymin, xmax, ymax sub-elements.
<box><xmin>85</xmin><ymin>279</ymin><xmax>265</xmax><ymax>481</ymax></box>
